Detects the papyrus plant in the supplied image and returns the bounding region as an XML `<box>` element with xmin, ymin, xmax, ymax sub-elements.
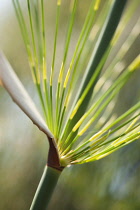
<box><xmin>0</xmin><ymin>0</ymin><xmax>140</xmax><ymax>209</ymax></box>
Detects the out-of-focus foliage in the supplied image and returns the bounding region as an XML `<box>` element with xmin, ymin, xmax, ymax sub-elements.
<box><xmin>0</xmin><ymin>0</ymin><xmax>140</xmax><ymax>209</ymax></box>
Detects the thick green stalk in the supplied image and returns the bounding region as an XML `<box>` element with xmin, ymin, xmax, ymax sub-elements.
<box><xmin>61</xmin><ymin>0</ymin><xmax>128</xmax><ymax>141</ymax></box>
<box><xmin>30</xmin><ymin>166</ymin><xmax>62</xmax><ymax>210</ymax></box>
<box><xmin>76</xmin><ymin>0</ymin><xmax>128</xmax><ymax>109</ymax></box>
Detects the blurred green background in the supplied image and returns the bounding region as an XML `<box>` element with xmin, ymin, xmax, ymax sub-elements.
<box><xmin>0</xmin><ymin>1</ymin><xmax>140</xmax><ymax>210</ymax></box>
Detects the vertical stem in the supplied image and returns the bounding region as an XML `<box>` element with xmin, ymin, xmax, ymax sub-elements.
<box><xmin>30</xmin><ymin>166</ymin><xmax>62</xmax><ymax>210</ymax></box>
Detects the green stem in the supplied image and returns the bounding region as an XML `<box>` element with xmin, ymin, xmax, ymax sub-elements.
<box><xmin>30</xmin><ymin>166</ymin><xmax>62</xmax><ymax>210</ymax></box>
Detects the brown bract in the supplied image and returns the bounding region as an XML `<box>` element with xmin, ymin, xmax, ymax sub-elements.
<box><xmin>0</xmin><ymin>52</ymin><xmax>63</xmax><ymax>171</ymax></box>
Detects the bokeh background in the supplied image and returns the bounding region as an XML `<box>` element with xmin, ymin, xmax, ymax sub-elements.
<box><xmin>0</xmin><ymin>1</ymin><xmax>140</xmax><ymax>210</ymax></box>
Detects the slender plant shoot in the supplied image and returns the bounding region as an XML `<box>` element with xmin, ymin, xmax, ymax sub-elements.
<box><xmin>0</xmin><ymin>0</ymin><xmax>140</xmax><ymax>209</ymax></box>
